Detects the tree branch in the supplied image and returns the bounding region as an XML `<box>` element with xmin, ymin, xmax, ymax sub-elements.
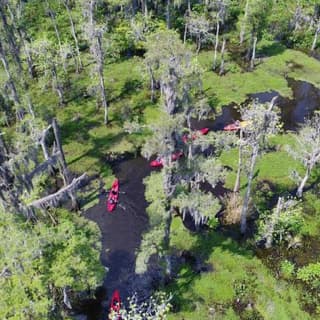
<box><xmin>26</xmin><ymin>152</ymin><xmax>59</xmax><ymax>181</ymax></box>
<box><xmin>29</xmin><ymin>173</ymin><xmax>87</xmax><ymax>209</ymax></box>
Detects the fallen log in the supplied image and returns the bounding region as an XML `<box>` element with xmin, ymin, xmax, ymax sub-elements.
<box><xmin>29</xmin><ymin>173</ymin><xmax>87</xmax><ymax>209</ymax></box>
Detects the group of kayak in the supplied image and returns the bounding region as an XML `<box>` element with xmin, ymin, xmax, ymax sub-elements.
<box><xmin>150</xmin><ymin>120</ymin><xmax>248</xmax><ymax>168</ymax></box>
<box><xmin>104</xmin><ymin>120</ymin><xmax>246</xmax><ymax>318</ymax></box>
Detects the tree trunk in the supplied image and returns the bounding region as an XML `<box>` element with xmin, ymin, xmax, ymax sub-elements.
<box><xmin>19</xmin><ymin>29</ymin><xmax>35</xmax><ymax>78</ymax></box>
<box><xmin>29</xmin><ymin>173</ymin><xmax>87</xmax><ymax>209</ymax></box>
<box><xmin>45</xmin><ymin>0</ymin><xmax>62</xmax><ymax>52</ymax></box>
<box><xmin>0</xmin><ymin>41</ymin><xmax>22</xmax><ymax>119</ymax></box>
<box><xmin>183</xmin><ymin>19</ymin><xmax>188</xmax><ymax>44</ymax></box>
<box><xmin>234</xmin><ymin>129</ymin><xmax>243</xmax><ymax>193</ymax></box>
<box><xmin>166</xmin><ymin>0</ymin><xmax>170</xmax><ymax>29</ymax></box>
<box><xmin>240</xmin><ymin>0</ymin><xmax>249</xmax><ymax>44</ymax></box>
<box><xmin>163</xmin><ymin>165</ymin><xmax>173</xmax><ymax>277</ymax></box>
<box><xmin>63</xmin><ymin>287</ymin><xmax>72</xmax><ymax>309</ymax></box>
<box><xmin>163</xmin><ymin>208</ymin><xmax>172</xmax><ymax>276</ymax></box>
<box><xmin>45</xmin><ymin>0</ymin><xmax>67</xmax><ymax>73</ymax></box>
<box><xmin>51</xmin><ymin>63</ymin><xmax>64</xmax><ymax>105</ymax></box>
<box><xmin>265</xmin><ymin>197</ymin><xmax>283</xmax><ymax>248</ymax></box>
<box><xmin>219</xmin><ymin>37</ymin><xmax>226</xmax><ymax>76</ymax></box>
<box><xmin>143</xmin><ymin>0</ymin><xmax>148</xmax><ymax>17</ymax></box>
<box><xmin>148</xmin><ymin>65</ymin><xmax>156</xmax><ymax>102</ymax></box>
<box><xmin>311</xmin><ymin>21</ymin><xmax>320</xmax><ymax>51</ymax></box>
<box><xmin>26</xmin><ymin>94</ymin><xmax>35</xmax><ymax>119</ymax></box>
<box><xmin>6</xmin><ymin>3</ymin><xmax>35</xmax><ymax>79</ymax></box>
<box><xmin>39</xmin><ymin>125</ymin><xmax>52</xmax><ymax>160</ymax></box>
<box><xmin>0</xmin><ymin>5</ymin><xmax>22</xmax><ymax>73</ymax></box>
<box><xmin>0</xmin><ymin>131</ymin><xmax>8</xmax><ymax>163</ymax></box>
<box><xmin>296</xmin><ymin>166</ymin><xmax>311</xmax><ymax>198</ymax></box>
<box><xmin>52</xmin><ymin>118</ymin><xmax>70</xmax><ymax>185</ymax></box>
<box><xmin>250</xmin><ymin>35</ymin><xmax>257</xmax><ymax>69</ymax></box>
<box><xmin>213</xmin><ymin>16</ymin><xmax>220</xmax><ymax>70</ymax></box>
<box><xmin>196</xmin><ymin>35</ymin><xmax>201</xmax><ymax>54</ymax></box>
<box><xmin>240</xmin><ymin>144</ymin><xmax>258</xmax><ymax>234</ymax></box>
<box><xmin>63</xmin><ymin>0</ymin><xmax>83</xmax><ymax>72</ymax></box>
<box><xmin>96</xmin><ymin>34</ymin><xmax>108</xmax><ymax>125</ymax></box>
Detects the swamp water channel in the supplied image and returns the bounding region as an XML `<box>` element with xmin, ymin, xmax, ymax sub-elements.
<box><xmin>81</xmin><ymin>79</ymin><xmax>320</xmax><ymax>320</ymax></box>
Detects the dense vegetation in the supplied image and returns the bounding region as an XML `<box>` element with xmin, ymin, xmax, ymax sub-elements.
<box><xmin>0</xmin><ymin>0</ymin><xmax>320</xmax><ymax>319</ymax></box>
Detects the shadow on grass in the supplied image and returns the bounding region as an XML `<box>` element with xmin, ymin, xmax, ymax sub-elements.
<box><xmin>257</xmin><ymin>42</ymin><xmax>286</xmax><ymax>57</ymax></box>
<box><xmin>66</xmin><ymin>131</ymin><xmax>127</xmax><ymax>169</ymax></box>
<box><xmin>166</xmin><ymin>229</ymin><xmax>253</xmax><ymax>313</ymax></box>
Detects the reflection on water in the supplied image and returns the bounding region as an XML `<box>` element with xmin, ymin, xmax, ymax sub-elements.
<box><xmin>193</xmin><ymin>79</ymin><xmax>320</xmax><ymax>131</ymax></box>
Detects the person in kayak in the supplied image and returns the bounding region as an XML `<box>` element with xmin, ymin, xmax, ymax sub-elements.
<box><xmin>109</xmin><ymin>198</ymin><xmax>117</xmax><ymax>204</ymax></box>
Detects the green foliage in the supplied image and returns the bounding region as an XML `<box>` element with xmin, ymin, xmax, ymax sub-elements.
<box><xmin>201</xmin><ymin>49</ymin><xmax>320</xmax><ymax>109</ymax></box>
<box><xmin>280</xmin><ymin>260</ymin><xmax>295</xmax><ymax>279</ymax></box>
<box><xmin>110</xmin><ymin>292</ymin><xmax>172</xmax><ymax>319</ymax></box>
<box><xmin>257</xmin><ymin>200</ymin><xmax>304</xmax><ymax>247</ymax></box>
<box><xmin>0</xmin><ymin>209</ymin><xmax>104</xmax><ymax>319</ymax></box>
<box><xmin>167</xmin><ymin>217</ymin><xmax>311</xmax><ymax>319</ymax></box>
<box><xmin>297</xmin><ymin>262</ymin><xmax>320</xmax><ymax>290</ymax></box>
<box><xmin>172</xmin><ymin>190</ymin><xmax>220</xmax><ymax>228</ymax></box>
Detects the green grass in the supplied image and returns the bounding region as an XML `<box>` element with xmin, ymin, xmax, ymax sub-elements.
<box><xmin>219</xmin><ymin>134</ymin><xmax>305</xmax><ymax>191</ymax></box>
<box><xmin>167</xmin><ymin>217</ymin><xmax>311</xmax><ymax>320</ymax></box>
<box><xmin>199</xmin><ymin>48</ymin><xmax>320</xmax><ymax>109</ymax></box>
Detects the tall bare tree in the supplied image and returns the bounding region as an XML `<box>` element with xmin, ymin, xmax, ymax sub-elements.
<box><xmin>61</xmin><ymin>0</ymin><xmax>83</xmax><ymax>72</ymax></box>
<box><xmin>238</xmin><ymin>97</ymin><xmax>280</xmax><ymax>233</ymax></box>
<box><xmin>286</xmin><ymin>113</ymin><xmax>320</xmax><ymax>198</ymax></box>
<box><xmin>82</xmin><ymin>0</ymin><xmax>108</xmax><ymax>124</ymax></box>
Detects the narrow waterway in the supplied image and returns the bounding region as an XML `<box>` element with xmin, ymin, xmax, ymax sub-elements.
<box><xmin>84</xmin><ymin>157</ymin><xmax>151</xmax><ymax>319</ymax></box>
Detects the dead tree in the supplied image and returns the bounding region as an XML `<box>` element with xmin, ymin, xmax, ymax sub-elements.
<box><xmin>62</xmin><ymin>0</ymin><xmax>83</xmax><ymax>72</ymax></box>
<box><xmin>44</xmin><ymin>0</ymin><xmax>62</xmax><ymax>52</ymax></box>
<box><xmin>52</xmin><ymin>118</ymin><xmax>70</xmax><ymax>185</ymax></box>
<box><xmin>286</xmin><ymin>113</ymin><xmax>320</xmax><ymax>198</ymax></box>
<box><xmin>240</xmin><ymin>0</ymin><xmax>250</xmax><ymax>44</ymax></box>
<box><xmin>82</xmin><ymin>0</ymin><xmax>108</xmax><ymax>124</ymax></box>
<box><xmin>0</xmin><ymin>40</ymin><xmax>22</xmax><ymax>120</ymax></box>
<box><xmin>5</xmin><ymin>2</ymin><xmax>35</xmax><ymax>78</ymax></box>
<box><xmin>311</xmin><ymin>20</ymin><xmax>320</xmax><ymax>51</ymax></box>
<box><xmin>29</xmin><ymin>173</ymin><xmax>87</xmax><ymax>209</ymax></box>
<box><xmin>29</xmin><ymin>173</ymin><xmax>87</xmax><ymax>210</ymax></box>
<box><xmin>219</xmin><ymin>37</ymin><xmax>226</xmax><ymax>76</ymax></box>
<box><xmin>0</xmin><ymin>4</ymin><xmax>22</xmax><ymax>73</ymax></box>
<box><xmin>250</xmin><ymin>36</ymin><xmax>258</xmax><ymax>70</ymax></box>
<box><xmin>233</xmin><ymin>128</ymin><xmax>243</xmax><ymax>193</ymax></box>
<box><xmin>239</xmin><ymin>97</ymin><xmax>279</xmax><ymax>234</ymax></box>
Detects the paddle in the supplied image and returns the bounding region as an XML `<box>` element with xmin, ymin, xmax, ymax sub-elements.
<box><xmin>117</xmin><ymin>203</ymin><xmax>126</xmax><ymax>210</ymax></box>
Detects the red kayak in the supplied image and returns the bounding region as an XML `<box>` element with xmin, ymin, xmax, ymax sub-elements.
<box><xmin>182</xmin><ymin>127</ymin><xmax>210</xmax><ymax>143</ymax></box>
<box><xmin>150</xmin><ymin>151</ymin><xmax>184</xmax><ymax>168</ymax></box>
<box><xmin>107</xmin><ymin>179</ymin><xmax>119</xmax><ymax>212</ymax></box>
<box><xmin>109</xmin><ymin>290</ymin><xmax>121</xmax><ymax>318</ymax></box>
<box><xmin>223</xmin><ymin>121</ymin><xmax>249</xmax><ymax>131</ymax></box>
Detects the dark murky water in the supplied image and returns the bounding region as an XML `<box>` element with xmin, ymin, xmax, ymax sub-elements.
<box><xmin>251</xmin><ymin>79</ymin><xmax>320</xmax><ymax>130</ymax></box>
<box><xmin>84</xmin><ymin>157</ymin><xmax>151</xmax><ymax>319</ymax></box>
<box><xmin>82</xmin><ymin>79</ymin><xmax>320</xmax><ymax>319</ymax></box>
<box><xmin>193</xmin><ymin>79</ymin><xmax>320</xmax><ymax>131</ymax></box>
